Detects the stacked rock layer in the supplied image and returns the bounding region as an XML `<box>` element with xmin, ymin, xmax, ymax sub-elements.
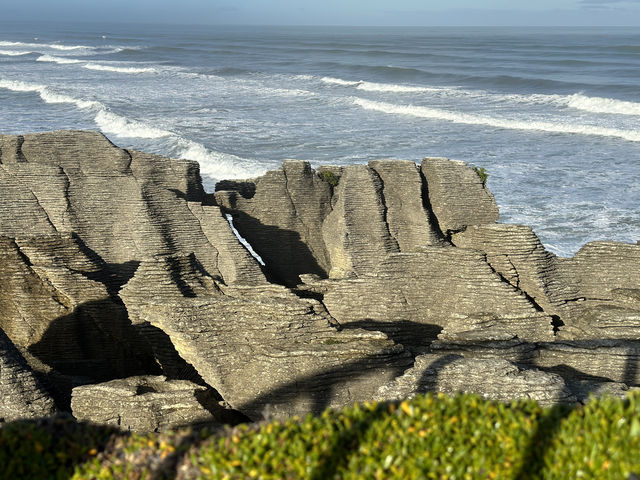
<box><xmin>1</xmin><ymin>130</ymin><xmax>638</xmax><ymax>430</ymax></box>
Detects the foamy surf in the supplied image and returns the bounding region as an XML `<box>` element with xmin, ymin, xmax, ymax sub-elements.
<box><xmin>173</xmin><ymin>138</ymin><xmax>267</xmax><ymax>183</ymax></box>
<box><xmin>0</xmin><ymin>40</ymin><xmax>93</xmax><ymax>51</ymax></box>
<box><xmin>0</xmin><ymin>50</ymin><xmax>32</xmax><ymax>56</ymax></box>
<box><xmin>353</xmin><ymin>98</ymin><xmax>640</xmax><ymax>142</ymax></box>
<box><xmin>561</xmin><ymin>93</ymin><xmax>640</xmax><ymax>116</ymax></box>
<box><xmin>83</xmin><ymin>63</ymin><xmax>157</xmax><ymax>74</ymax></box>
<box><xmin>356</xmin><ymin>81</ymin><xmax>449</xmax><ymax>93</ymax></box>
<box><xmin>37</xmin><ymin>54</ymin><xmax>83</xmax><ymax>64</ymax></box>
<box><xmin>321</xmin><ymin>76</ymin><xmax>361</xmax><ymax>86</ymax></box>
<box><xmin>94</xmin><ymin>110</ymin><xmax>173</xmax><ymax>139</ymax></box>
<box><xmin>322</xmin><ymin>75</ymin><xmax>640</xmax><ymax>117</ymax></box>
<box><xmin>0</xmin><ymin>79</ymin><xmax>102</xmax><ymax>110</ymax></box>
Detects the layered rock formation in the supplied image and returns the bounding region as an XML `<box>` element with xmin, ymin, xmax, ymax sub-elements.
<box><xmin>1</xmin><ymin>130</ymin><xmax>639</xmax><ymax>429</ymax></box>
<box><xmin>0</xmin><ymin>328</ymin><xmax>57</xmax><ymax>423</ymax></box>
<box><xmin>71</xmin><ymin>376</ymin><xmax>234</xmax><ymax>433</ymax></box>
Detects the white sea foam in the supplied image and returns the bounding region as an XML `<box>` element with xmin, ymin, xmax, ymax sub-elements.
<box><xmin>0</xmin><ymin>50</ymin><xmax>32</xmax><ymax>56</ymax></box>
<box><xmin>0</xmin><ymin>40</ymin><xmax>92</xmax><ymax>51</ymax></box>
<box><xmin>83</xmin><ymin>63</ymin><xmax>157</xmax><ymax>74</ymax></box>
<box><xmin>173</xmin><ymin>138</ymin><xmax>266</xmax><ymax>181</ymax></box>
<box><xmin>37</xmin><ymin>54</ymin><xmax>82</xmax><ymax>64</ymax></box>
<box><xmin>94</xmin><ymin>110</ymin><xmax>173</xmax><ymax>139</ymax></box>
<box><xmin>321</xmin><ymin>76</ymin><xmax>361</xmax><ymax>86</ymax></box>
<box><xmin>353</xmin><ymin>98</ymin><xmax>640</xmax><ymax>142</ymax></box>
<box><xmin>356</xmin><ymin>81</ymin><xmax>447</xmax><ymax>93</ymax></box>
<box><xmin>323</xmin><ymin>75</ymin><xmax>640</xmax><ymax>117</ymax></box>
<box><xmin>0</xmin><ymin>79</ymin><xmax>101</xmax><ymax>109</ymax></box>
<box><xmin>560</xmin><ymin>93</ymin><xmax>640</xmax><ymax>116</ymax></box>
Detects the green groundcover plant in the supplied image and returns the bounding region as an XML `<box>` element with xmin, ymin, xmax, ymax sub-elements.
<box><xmin>2</xmin><ymin>392</ymin><xmax>640</xmax><ymax>479</ymax></box>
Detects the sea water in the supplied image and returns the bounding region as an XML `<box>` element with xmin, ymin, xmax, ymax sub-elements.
<box><xmin>0</xmin><ymin>22</ymin><xmax>639</xmax><ymax>256</ymax></box>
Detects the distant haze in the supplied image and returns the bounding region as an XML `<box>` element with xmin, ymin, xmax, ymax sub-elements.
<box><xmin>3</xmin><ymin>0</ymin><xmax>640</xmax><ymax>26</ymax></box>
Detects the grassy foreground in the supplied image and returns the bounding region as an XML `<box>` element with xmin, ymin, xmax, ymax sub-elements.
<box><xmin>2</xmin><ymin>392</ymin><xmax>640</xmax><ymax>479</ymax></box>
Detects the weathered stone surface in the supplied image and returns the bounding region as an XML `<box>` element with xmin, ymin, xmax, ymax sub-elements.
<box><xmin>0</xmin><ymin>328</ymin><xmax>57</xmax><ymax>422</ymax></box>
<box><xmin>215</xmin><ymin>160</ymin><xmax>332</xmax><ymax>286</ymax></box>
<box><xmin>0</xmin><ymin>234</ymin><xmax>155</xmax><ymax>383</ymax></box>
<box><xmin>0</xmin><ymin>130</ymin><xmax>263</xmax><ymax>286</ymax></box>
<box><xmin>216</xmin><ymin>160</ymin><xmax>445</xmax><ymax>283</ymax></box>
<box><xmin>421</xmin><ymin>157</ymin><xmax>499</xmax><ymax>235</ymax></box>
<box><xmin>321</xmin><ymin>164</ymin><xmax>399</xmax><ymax>279</ymax></box>
<box><xmin>120</xmin><ymin>254</ymin><xmax>412</xmax><ymax>420</ymax></box>
<box><xmin>451</xmin><ymin>224</ymin><xmax>578</xmax><ymax>315</ymax></box>
<box><xmin>535</xmin><ymin>341</ymin><xmax>640</xmax><ymax>386</ymax></box>
<box><xmin>2</xmin><ymin>130</ymin><xmax>640</xmax><ymax>427</ymax></box>
<box><xmin>323</xmin><ymin>247</ymin><xmax>555</xmax><ymax>354</ymax></box>
<box><xmin>0</xmin><ymin>131</ymin><xmax>266</xmax><ymax>412</ymax></box>
<box><xmin>368</xmin><ymin>160</ymin><xmax>444</xmax><ymax>251</ymax></box>
<box><xmin>376</xmin><ymin>353</ymin><xmax>575</xmax><ymax>407</ymax></box>
<box><xmin>566</xmin><ymin>380</ymin><xmax>633</xmax><ymax>402</ymax></box>
<box><xmin>71</xmin><ymin>376</ymin><xmax>228</xmax><ymax>432</ymax></box>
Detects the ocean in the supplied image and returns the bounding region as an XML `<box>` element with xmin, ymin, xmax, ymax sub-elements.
<box><xmin>0</xmin><ymin>22</ymin><xmax>638</xmax><ymax>256</ymax></box>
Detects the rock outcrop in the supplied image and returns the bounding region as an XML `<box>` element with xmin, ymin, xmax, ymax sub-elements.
<box><xmin>119</xmin><ymin>253</ymin><xmax>412</xmax><ymax>420</ymax></box>
<box><xmin>1</xmin><ymin>130</ymin><xmax>640</xmax><ymax>430</ymax></box>
<box><xmin>375</xmin><ymin>353</ymin><xmax>575</xmax><ymax>407</ymax></box>
<box><xmin>0</xmin><ymin>328</ymin><xmax>57</xmax><ymax>423</ymax></box>
<box><xmin>71</xmin><ymin>376</ymin><xmax>233</xmax><ymax>433</ymax></box>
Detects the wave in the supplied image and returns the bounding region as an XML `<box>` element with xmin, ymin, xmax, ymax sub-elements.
<box><xmin>321</xmin><ymin>76</ymin><xmax>361</xmax><ymax>86</ymax></box>
<box><xmin>0</xmin><ymin>78</ymin><xmax>170</xmax><ymax>140</ymax></box>
<box><xmin>94</xmin><ymin>110</ymin><xmax>173</xmax><ymax>139</ymax></box>
<box><xmin>322</xmin><ymin>75</ymin><xmax>640</xmax><ymax>117</ymax></box>
<box><xmin>172</xmin><ymin>138</ymin><xmax>266</xmax><ymax>181</ymax></box>
<box><xmin>37</xmin><ymin>54</ymin><xmax>82</xmax><ymax>64</ymax></box>
<box><xmin>0</xmin><ymin>79</ymin><xmax>101</xmax><ymax>110</ymax></box>
<box><xmin>83</xmin><ymin>63</ymin><xmax>157</xmax><ymax>74</ymax></box>
<box><xmin>356</xmin><ymin>81</ymin><xmax>449</xmax><ymax>93</ymax></box>
<box><xmin>0</xmin><ymin>40</ymin><xmax>92</xmax><ymax>51</ymax></box>
<box><xmin>559</xmin><ymin>93</ymin><xmax>640</xmax><ymax>116</ymax></box>
<box><xmin>0</xmin><ymin>49</ymin><xmax>32</xmax><ymax>56</ymax></box>
<box><xmin>353</xmin><ymin>98</ymin><xmax>640</xmax><ymax>142</ymax></box>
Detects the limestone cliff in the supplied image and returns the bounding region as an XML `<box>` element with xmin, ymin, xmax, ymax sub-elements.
<box><xmin>1</xmin><ymin>130</ymin><xmax>639</xmax><ymax>429</ymax></box>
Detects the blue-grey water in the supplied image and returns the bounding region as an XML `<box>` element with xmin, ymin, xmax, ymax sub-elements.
<box><xmin>1</xmin><ymin>22</ymin><xmax>639</xmax><ymax>256</ymax></box>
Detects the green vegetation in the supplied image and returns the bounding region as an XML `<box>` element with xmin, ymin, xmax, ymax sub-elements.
<box><xmin>318</xmin><ymin>170</ymin><xmax>339</xmax><ymax>187</ymax></box>
<box><xmin>472</xmin><ymin>165</ymin><xmax>489</xmax><ymax>186</ymax></box>
<box><xmin>3</xmin><ymin>392</ymin><xmax>640</xmax><ymax>479</ymax></box>
<box><xmin>0</xmin><ymin>414</ymin><xmax>121</xmax><ymax>480</ymax></box>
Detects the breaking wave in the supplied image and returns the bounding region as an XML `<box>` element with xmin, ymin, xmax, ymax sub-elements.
<box><xmin>172</xmin><ymin>138</ymin><xmax>266</xmax><ymax>182</ymax></box>
<box><xmin>353</xmin><ymin>98</ymin><xmax>640</xmax><ymax>142</ymax></box>
<box><xmin>559</xmin><ymin>93</ymin><xmax>640</xmax><ymax>116</ymax></box>
<box><xmin>93</xmin><ymin>110</ymin><xmax>173</xmax><ymax>139</ymax></box>
<box><xmin>0</xmin><ymin>79</ymin><xmax>101</xmax><ymax>110</ymax></box>
<box><xmin>0</xmin><ymin>40</ymin><xmax>92</xmax><ymax>51</ymax></box>
<box><xmin>322</xmin><ymin>75</ymin><xmax>640</xmax><ymax>117</ymax></box>
<box><xmin>0</xmin><ymin>49</ymin><xmax>32</xmax><ymax>56</ymax></box>
<box><xmin>83</xmin><ymin>63</ymin><xmax>157</xmax><ymax>74</ymax></box>
<box><xmin>37</xmin><ymin>54</ymin><xmax>82</xmax><ymax>64</ymax></box>
<box><xmin>0</xmin><ymin>77</ymin><xmax>261</xmax><ymax>183</ymax></box>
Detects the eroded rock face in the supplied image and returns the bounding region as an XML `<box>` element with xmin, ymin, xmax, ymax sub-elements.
<box><xmin>321</xmin><ymin>247</ymin><xmax>555</xmax><ymax>354</ymax></box>
<box><xmin>215</xmin><ymin>160</ymin><xmax>333</xmax><ymax>286</ymax></box>
<box><xmin>0</xmin><ymin>328</ymin><xmax>57</xmax><ymax>423</ymax></box>
<box><xmin>71</xmin><ymin>376</ymin><xmax>230</xmax><ymax>433</ymax></box>
<box><xmin>2</xmin><ymin>130</ymin><xmax>640</xmax><ymax>428</ymax></box>
<box><xmin>376</xmin><ymin>354</ymin><xmax>575</xmax><ymax>407</ymax></box>
<box><xmin>421</xmin><ymin>157</ymin><xmax>499</xmax><ymax>235</ymax></box>
<box><xmin>119</xmin><ymin>253</ymin><xmax>413</xmax><ymax>420</ymax></box>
